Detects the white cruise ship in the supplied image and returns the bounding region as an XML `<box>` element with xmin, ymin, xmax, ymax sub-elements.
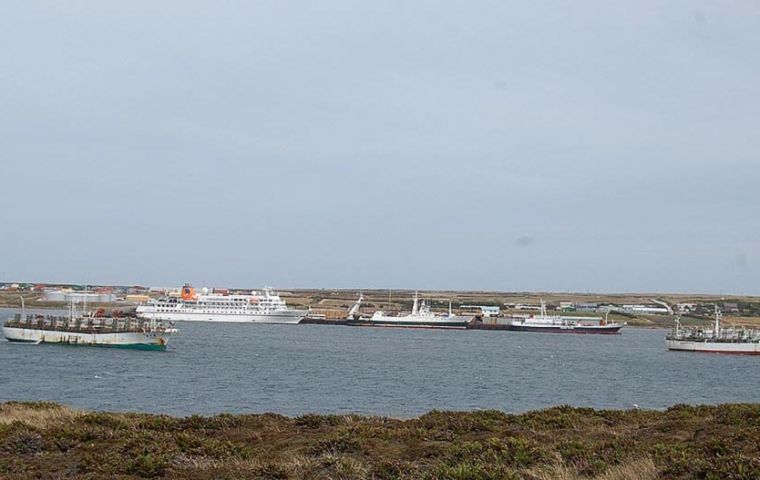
<box><xmin>136</xmin><ymin>285</ymin><xmax>307</xmax><ymax>324</ymax></box>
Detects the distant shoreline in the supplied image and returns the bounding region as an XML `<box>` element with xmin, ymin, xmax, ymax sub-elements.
<box><xmin>3</xmin><ymin>289</ymin><xmax>759</xmax><ymax>329</ymax></box>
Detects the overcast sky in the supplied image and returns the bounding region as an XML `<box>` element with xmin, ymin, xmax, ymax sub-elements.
<box><xmin>1</xmin><ymin>1</ymin><xmax>758</xmax><ymax>293</ymax></box>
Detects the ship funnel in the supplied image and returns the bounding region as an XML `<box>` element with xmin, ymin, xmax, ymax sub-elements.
<box><xmin>181</xmin><ymin>284</ymin><xmax>196</xmax><ymax>301</ymax></box>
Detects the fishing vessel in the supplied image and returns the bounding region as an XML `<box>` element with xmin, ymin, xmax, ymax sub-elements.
<box><xmin>666</xmin><ymin>306</ymin><xmax>760</xmax><ymax>354</ymax></box>
<box><xmin>136</xmin><ymin>284</ymin><xmax>307</xmax><ymax>324</ymax></box>
<box><xmin>2</xmin><ymin>303</ymin><xmax>176</xmax><ymax>350</ymax></box>
<box><xmin>347</xmin><ymin>292</ymin><xmax>471</xmax><ymax>329</ymax></box>
<box><xmin>493</xmin><ymin>300</ymin><xmax>624</xmax><ymax>334</ymax></box>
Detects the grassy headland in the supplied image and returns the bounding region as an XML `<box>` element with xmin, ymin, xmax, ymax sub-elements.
<box><xmin>2</xmin><ymin>402</ymin><xmax>760</xmax><ymax>479</ymax></box>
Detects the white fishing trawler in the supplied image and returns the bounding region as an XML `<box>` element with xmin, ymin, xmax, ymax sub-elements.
<box><xmin>347</xmin><ymin>292</ymin><xmax>471</xmax><ymax>329</ymax></box>
<box><xmin>136</xmin><ymin>284</ymin><xmax>307</xmax><ymax>324</ymax></box>
<box><xmin>666</xmin><ymin>306</ymin><xmax>760</xmax><ymax>355</ymax></box>
<box><xmin>2</xmin><ymin>298</ymin><xmax>176</xmax><ymax>350</ymax></box>
<box><xmin>502</xmin><ymin>300</ymin><xmax>624</xmax><ymax>334</ymax></box>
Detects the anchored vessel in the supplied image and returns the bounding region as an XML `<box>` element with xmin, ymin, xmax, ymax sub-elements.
<box><xmin>136</xmin><ymin>285</ymin><xmax>307</xmax><ymax>324</ymax></box>
<box><xmin>2</xmin><ymin>311</ymin><xmax>176</xmax><ymax>350</ymax></box>
<box><xmin>347</xmin><ymin>292</ymin><xmax>471</xmax><ymax>329</ymax></box>
<box><xmin>666</xmin><ymin>306</ymin><xmax>760</xmax><ymax>354</ymax></box>
<box><xmin>498</xmin><ymin>300</ymin><xmax>624</xmax><ymax>334</ymax></box>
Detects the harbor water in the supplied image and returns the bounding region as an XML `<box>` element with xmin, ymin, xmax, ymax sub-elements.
<box><xmin>2</xmin><ymin>308</ymin><xmax>760</xmax><ymax>417</ymax></box>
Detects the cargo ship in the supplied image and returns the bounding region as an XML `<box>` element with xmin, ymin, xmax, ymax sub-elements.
<box><xmin>346</xmin><ymin>292</ymin><xmax>472</xmax><ymax>329</ymax></box>
<box><xmin>2</xmin><ymin>310</ymin><xmax>176</xmax><ymax>350</ymax></box>
<box><xmin>137</xmin><ymin>284</ymin><xmax>307</xmax><ymax>324</ymax></box>
<box><xmin>666</xmin><ymin>306</ymin><xmax>760</xmax><ymax>354</ymax></box>
<box><xmin>477</xmin><ymin>300</ymin><xmax>623</xmax><ymax>334</ymax></box>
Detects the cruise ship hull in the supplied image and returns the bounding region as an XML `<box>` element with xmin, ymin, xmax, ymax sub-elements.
<box><xmin>137</xmin><ymin>310</ymin><xmax>306</xmax><ymax>324</ymax></box>
<box><xmin>2</xmin><ymin>326</ymin><xmax>171</xmax><ymax>350</ymax></box>
<box><xmin>667</xmin><ymin>340</ymin><xmax>760</xmax><ymax>355</ymax></box>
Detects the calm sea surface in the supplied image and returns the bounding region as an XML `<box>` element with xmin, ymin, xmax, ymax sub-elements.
<box><xmin>2</xmin><ymin>307</ymin><xmax>759</xmax><ymax>417</ymax></box>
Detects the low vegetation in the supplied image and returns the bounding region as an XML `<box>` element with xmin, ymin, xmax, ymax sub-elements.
<box><xmin>3</xmin><ymin>402</ymin><xmax>760</xmax><ymax>479</ymax></box>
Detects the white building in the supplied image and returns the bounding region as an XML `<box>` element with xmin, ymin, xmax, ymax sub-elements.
<box><xmin>622</xmin><ymin>304</ymin><xmax>670</xmax><ymax>315</ymax></box>
<box><xmin>461</xmin><ymin>305</ymin><xmax>500</xmax><ymax>317</ymax></box>
<box><xmin>676</xmin><ymin>303</ymin><xmax>697</xmax><ymax>314</ymax></box>
<box><xmin>42</xmin><ymin>290</ymin><xmax>117</xmax><ymax>303</ymax></box>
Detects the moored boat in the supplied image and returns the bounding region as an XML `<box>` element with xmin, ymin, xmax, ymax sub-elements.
<box><xmin>347</xmin><ymin>292</ymin><xmax>472</xmax><ymax>329</ymax></box>
<box><xmin>2</xmin><ymin>311</ymin><xmax>176</xmax><ymax>350</ymax></box>
<box><xmin>666</xmin><ymin>306</ymin><xmax>760</xmax><ymax>355</ymax></box>
<box><xmin>489</xmin><ymin>300</ymin><xmax>624</xmax><ymax>334</ymax></box>
<box><xmin>136</xmin><ymin>284</ymin><xmax>307</xmax><ymax>324</ymax></box>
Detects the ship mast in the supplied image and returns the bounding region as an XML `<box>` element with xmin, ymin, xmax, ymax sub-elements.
<box><xmin>714</xmin><ymin>305</ymin><xmax>721</xmax><ymax>337</ymax></box>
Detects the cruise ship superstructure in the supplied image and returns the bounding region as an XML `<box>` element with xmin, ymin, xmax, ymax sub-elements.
<box><xmin>136</xmin><ymin>285</ymin><xmax>307</xmax><ymax>324</ymax></box>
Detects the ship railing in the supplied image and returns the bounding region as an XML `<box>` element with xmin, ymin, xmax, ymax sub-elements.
<box><xmin>5</xmin><ymin>313</ymin><xmax>169</xmax><ymax>334</ymax></box>
<box><xmin>671</xmin><ymin>326</ymin><xmax>760</xmax><ymax>343</ymax></box>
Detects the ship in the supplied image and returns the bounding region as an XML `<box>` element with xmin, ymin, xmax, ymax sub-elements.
<box><xmin>136</xmin><ymin>284</ymin><xmax>307</xmax><ymax>324</ymax></box>
<box><xmin>486</xmin><ymin>300</ymin><xmax>624</xmax><ymax>334</ymax></box>
<box><xmin>346</xmin><ymin>292</ymin><xmax>472</xmax><ymax>329</ymax></box>
<box><xmin>666</xmin><ymin>306</ymin><xmax>760</xmax><ymax>354</ymax></box>
<box><xmin>300</xmin><ymin>293</ymin><xmax>365</xmax><ymax>325</ymax></box>
<box><xmin>2</xmin><ymin>309</ymin><xmax>176</xmax><ymax>350</ymax></box>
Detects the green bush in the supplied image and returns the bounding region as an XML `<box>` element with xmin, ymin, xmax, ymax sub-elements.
<box><xmin>127</xmin><ymin>452</ymin><xmax>169</xmax><ymax>478</ymax></box>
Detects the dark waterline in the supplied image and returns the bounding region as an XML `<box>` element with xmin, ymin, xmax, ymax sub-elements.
<box><xmin>1</xmin><ymin>308</ymin><xmax>759</xmax><ymax>417</ymax></box>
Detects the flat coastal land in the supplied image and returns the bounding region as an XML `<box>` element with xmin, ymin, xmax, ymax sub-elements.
<box><xmin>285</xmin><ymin>289</ymin><xmax>760</xmax><ymax>328</ymax></box>
<box><xmin>2</xmin><ymin>401</ymin><xmax>760</xmax><ymax>479</ymax></box>
<box><xmin>3</xmin><ymin>289</ymin><xmax>760</xmax><ymax>328</ymax></box>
